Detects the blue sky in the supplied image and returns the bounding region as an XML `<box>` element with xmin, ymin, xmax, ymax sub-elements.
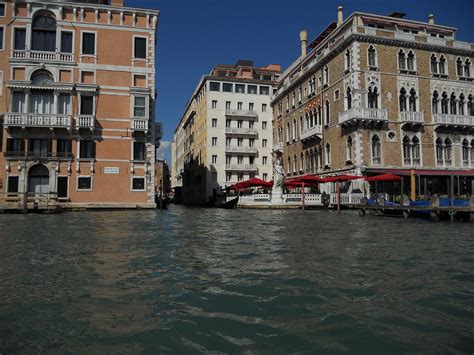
<box><xmin>128</xmin><ymin>0</ymin><xmax>474</xmax><ymax>162</ymax></box>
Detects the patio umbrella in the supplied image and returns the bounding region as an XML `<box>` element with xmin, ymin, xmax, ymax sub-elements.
<box><xmin>365</xmin><ymin>173</ymin><xmax>402</xmax><ymax>182</ymax></box>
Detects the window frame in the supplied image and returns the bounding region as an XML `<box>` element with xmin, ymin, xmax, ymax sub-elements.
<box><xmin>57</xmin><ymin>175</ymin><xmax>69</xmax><ymax>199</ymax></box>
<box><xmin>0</xmin><ymin>2</ymin><xmax>6</xmax><ymax>18</ymax></box>
<box><xmin>78</xmin><ymin>139</ymin><xmax>95</xmax><ymax>160</ymax></box>
<box><xmin>132</xmin><ymin>140</ymin><xmax>146</xmax><ymax>161</ymax></box>
<box><xmin>131</xmin><ymin>176</ymin><xmax>146</xmax><ymax>192</ymax></box>
<box><xmin>0</xmin><ymin>25</ymin><xmax>5</xmax><ymax>51</ymax></box>
<box><xmin>77</xmin><ymin>175</ymin><xmax>93</xmax><ymax>191</ymax></box>
<box><xmin>60</xmin><ymin>30</ymin><xmax>74</xmax><ymax>54</ymax></box>
<box><xmin>11</xmin><ymin>26</ymin><xmax>27</xmax><ymax>51</ymax></box>
<box><xmin>133</xmin><ymin>35</ymin><xmax>148</xmax><ymax>60</ymax></box>
<box><xmin>80</xmin><ymin>30</ymin><xmax>97</xmax><ymax>56</ymax></box>
<box><xmin>7</xmin><ymin>175</ymin><xmax>19</xmax><ymax>194</ymax></box>
<box><xmin>79</xmin><ymin>94</ymin><xmax>95</xmax><ymax>115</ymax></box>
<box><xmin>132</xmin><ymin>95</ymin><xmax>148</xmax><ymax>118</ymax></box>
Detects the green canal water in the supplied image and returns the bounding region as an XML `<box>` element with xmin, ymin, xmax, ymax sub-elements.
<box><xmin>0</xmin><ymin>206</ymin><xmax>473</xmax><ymax>354</ymax></box>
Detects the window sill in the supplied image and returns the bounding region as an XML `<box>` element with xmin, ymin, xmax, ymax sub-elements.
<box><xmin>77</xmin><ymin>158</ymin><xmax>95</xmax><ymax>162</ymax></box>
<box><xmin>399</xmin><ymin>69</ymin><xmax>417</xmax><ymax>75</ymax></box>
<box><xmin>131</xmin><ymin>160</ymin><xmax>147</xmax><ymax>163</ymax></box>
<box><xmin>432</xmin><ymin>73</ymin><xmax>448</xmax><ymax>79</ymax></box>
<box><xmin>368</xmin><ymin>66</ymin><xmax>379</xmax><ymax>71</ymax></box>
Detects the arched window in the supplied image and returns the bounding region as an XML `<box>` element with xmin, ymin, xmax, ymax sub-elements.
<box><xmin>325</xmin><ymin>100</ymin><xmax>330</xmax><ymax>125</ymax></box>
<box><xmin>30</xmin><ymin>70</ymin><xmax>54</xmax><ymax>114</ymax></box>
<box><xmin>398</xmin><ymin>49</ymin><xmax>406</xmax><ymax>70</ymax></box>
<box><xmin>403</xmin><ymin>136</ymin><xmax>411</xmax><ymax>165</ymax></box>
<box><xmin>317</xmin><ymin>105</ymin><xmax>322</xmax><ymax>125</ymax></box>
<box><xmin>456</xmin><ymin>57</ymin><xmax>463</xmax><ymax>76</ymax></box>
<box><xmin>305</xmin><ymin>113</ymin><xmax>309</xmax><ymax>130</ymax></box>
<box><xmin>371</xmin><ymin>135</ymin><xmax>381</xmax><ymax>164</ymax></box>
<box><xmin>346</xmin><ymin>86</ymin><xmax>352</xmax><ymax>110</ymax></box>
<box><xmin>436</xmin><ymin>138</ymin><xmax>443</xmax><ymax>165</ymax></box>
<box><xmin>430</xmin><ymin>54</ymin><xmax>438</xmax><ymax>73</ymax></box>
<box><xmin>399</xmin><ymin>88</ymin><xmax>407</xmax><ymax>111</ymax></box>
<box><xmin>318</xmin><ymin>147</ymin><xmax>323</xmax><ymax>170</ymax></box>
<box><xmin>309</xmin><ymin>149</ymin><xmax>314</xmax><ymax>172</ymax></box>
<box><xmin>439</xmin><ymin>55</ymin><xmax>446</xmax><ymax>75</ymax></box>
<box><xmin>32</xmin><ymin>12</ymin><xmax>57</xmax><ymax>52</ymax></box>
<box><xmin>368</xmin><ymin>86</ymin><xmax>378</xmax><ymax>109</ymax></box>
<box><xmin>462</xmin><ymin>139</ymin><xmax>469</xmax><ymax>166</ymax></box>
<box><xmin>407</xmin><ymin>50</ymin><xmax>415</xmax><ymax>71</ymax></box>
<box><xmin>300</xmin><ymin>153</ymin><xmax>304</xmax><ymax>172</ymax></box>
<box><xmin>299</xmin><ymin>116</ymin><xmax>304</xmax><ymax>133</ymax></box>
<box><xmin>412</xmin><ymin>136</ymin><xmax>420</xmax><ymax>165</ymax></box>
<box><xmin>471</xmin><ymin>140</ymin><xmax>474</xmax><ymax>164</ymax></box>
<box><xmin>368</xmin><ymin>45</ymin><xmax>376</xmax><ymax>67</ymax></box>
<box><xmin>441</xmin><ymin>92</ymin><xmax>448</xmax><ymax>114</ymax></box>
<box><xmin>450</xmin><ymin>92</ymin><xmax>457</xmax><ymax>115</ymax></box>
<box><xmin>31</xmin><ymin>70</ymin><xmax>54</xmax><ymax>85</ymax></box>
<box><xmin>468</xmin><ymin>95</ymin><xmax>474</xmax><ymax>116</ymax></box>
<box><xmin>324</xmin><ymin>66</ymin><xmax>329</xmax><ymax>84</ymax></box>
<box><xmin>286</xmin><ymin>122</ymin><xmax>291</xmax><ymax>142</ymax></box>
<box><xmin>346</xmin><ymin>136</ymin><xmax>353</xmax><ymax>161</ymax></box>
<box><xmin>309</xmin><ymin>110</ymin><xmax>314</xmax><ymax>127</ymax></box>
<box><xmin>465</xmin><ymin>59</ymin><xmax>471</xmax><ymax>78</ymax></box>
<box><xmin>326</xmin><ymin>143</ymin><xmax>331</xmax><ymax>165</ymax></box>
<box><xmin>409</xmin><ymin>88</ymin><xmax>417</xmax><ymax>111</ymax></box>
<box><xmin>287</xmin><ymin>156</ymin><xmax>291</xmax><ymax>174</ymax></box>
<box><xmin>345</xmin><ymin>49</ymin><xmax>351</xmax><ymax>69</ymax></box>
<box><xmin>305</xmin><ymin>151</ymin><xmax>309</xmax><ymax>172</ymax></box>
<box><xmin>293</xmin><ymin>154</ymin><xmax>298</xmax><ymax>172</ymax></box>
<box><xmin>459</xmin><ymin>93</ymin><xmax>465</xmax><ymax>115</ymax></box>
<box><xmin>444</xmin><ymin>138</ymin><xmax>452</xmax><ymax>164</ymax></box>
<box><xmin>432</xmin><ymin>91</ymin><xmax>439</xmax><ymax>114</ymax></box>
<box><xmin>293</xmin><ymin>118</ymin><xmax>297</xmax><ymax>140</ymax></box>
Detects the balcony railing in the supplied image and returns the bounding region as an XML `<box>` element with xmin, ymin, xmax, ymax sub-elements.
<box><xmin>11</xmin><ymin>50</ymin><xmax>74</xmax><ymax>63</ymax></box>
<box><xmin>225</xmin><ymin>146</ymin><xmax>258</xmax><ymax>154</ymax></box>
<box><xmin>400</xmin><ymin>111</ymin><xmax>424</xmax><ymax>124</ymax></box>
<box><xmin>225</xmin><ymin>109</ymin><xmax>258</xmax><ymax>118</ymax></box>
<box><xmin>300</xmin><ymin>125</ymin><xmax>322</xmax><ymax>140</ymax></box>
<box><xmin>339</xmin><ymin>107</ymin><xmax>388</xmax><ymax>125</ymax></box>
<box><xmin>132</xmin><ymin>118</ymin><xmax>149</xmax><ymax>132</ymax></box>
<box><xmin>273</xmin><ymin>142</ymin><xmax>284</xmax><ymax>152</ymax></box>
<box><xmin>433</xmin><ymin>114</ymin><xmax>474</xmax><ymax>127</ymax></box>
<box><xmin>225</xmin><ymin>164</ymin><xmax>258</xmax><ymax>172</ymax></box>
<box><xmin>4</xmin><ymin>113</ymin><xmax>72</xmax><ymax>129</ymax></box>
<box><xmin>76</xmin><ymin>115</ymin><xmax>95</xmax><ymax>130</ymax></box>
<box><xmin>4</xmin><ymin>151</ymin><xmax>73</xmax><ymax>160</ymax></box>
<box><xmin>225</xmin><ymin>127</ymin><xmax>258</xmax><ymax>136</ymax></box>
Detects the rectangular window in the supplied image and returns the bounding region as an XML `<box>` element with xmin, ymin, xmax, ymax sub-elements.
<box><xmin>78</xmin><ymin>177</ymin><xmax>92</xmax><ymax>190</ymax></box>
<box><xmin>263</xmin><ymin>156</ymin><xmax>268</xmax><ymax>164</ymax></box>
<box><xmin>223</xmin><ymin>83</ymin><xmax>233</xmax><ymax>92</ymax></box>
<box><xmin>262</xmin><ymin>121</ymin><xmax>267</xmax><ymax>129</ymax></box>
<box><xmin>57</xmin><ymin>139</ymin><xmax>72</xmax><ymax>158</ymax></box>
<box><xmin>262</xmin><ymin>104</ymin><xmax>267</xmax><ymax>112</ymax></box>
<box><xmin>212</xmin><ymin>100</ymin><xmax>217</xmax><ymax>109</ymax></box>
<box><xmin>57</xmin><ymin>176</ymin><xmax>68</xmax><ymax>198</ymax></box>
<box><xmin>226</xmin><ymin>155</ymin><xmax>231</xmax><ymax>164</ymax></box>
<box><xmin>82</xmin><ymin>32</ymin><xmax>95</xmax><ymax>55</ymax></box>
<box><xmin>248</xmin><ymin>85</ymin><xmax>257</xmax><ymax>94</ymax></box>
<box><xmin>237</xmin><ymin>102</ymin><xmax>242</xmax><ymax>110</ymax></box>
<box><xmin>0</xmin><ymin>27</ymin><xmax>4</xmax><ymax>50</ymax></box>
<box><xmin>225</xmin><ymin>101</ymin><xmax>231</xmax><ymax>109</ymax></box>
<box><xmin>212</xmin><ymin>155</ymin><xmax>217</xmax><ymax>164</ymax></box>
<box><xmin>80</xmin><ymin>96</ymin><xmax>93</xmax><ymax>115</ymax></box>
<box><xmin>79</xmin><ymin>140</ymin><xmax>95</xmax><ymax>159</ymax></box>
<box><xmin>262</xmin><ymin>139</ymin><xmax>267</xmax><ymax>147</ymax></box>
<box><xmin>7</xmin><ymin>176</ymin><xmax>19</xmax><ymax>194</ymax></box>
<box><xmin>212</xmin><ymin>118</ymin><xmax>217</xmax><ymax>127</ymax></box>
<box><xmin>226</xmin><ymin>173</ymin><xmax>232</xmax><ymax>182</ymax></box>
<box><xmin>14</xmin><ymin>28</ymin><xmax>26</xmax><ymax>50</ymax></box>
<box><xmin>133</xmin><ymin>96</ymin><xmax>146</xmax><ymax>117</ymax></box>
<box><xmin>249</xmin><ymin>139</ymin><xmax>255</xmax><ymax>147</ymax></box>
<box><xmin>210</xmin><ymin>82</ymin><xmax>220</xmax><ymax>91</ymax></box>
<box><xmin>238</xmin><ymin>156</ymin><xmax>243</xmax><ymax>164</ymax></box>
<box><xmin>58</xmin><ymin>94</ymin><xmax>71</xmax><ymax>115</ymax></box>
<box><xmin>226</xmin><ymin>119</ymin><xmax>231</xmax><ymax>127</ymax></box>
<box><xmin>249</xmin><ymin>103</ymin><xmax>254</xmax><ymax>111</ymax></box>
<box><xmin>334</xmin><ymin>89</ymin><xmax>340</xmax><ymax>101</ymax></box>
<box><xmin>237</xmin><ymin>138</ymin><xmax>243</xmax><ymax>146</ymax></box>
<box><xmin>235</xmin><ymin>84</ymin><xmax>245</xmax><ymax>93</ymax></box>
<box><xmin>212</xmin><ymin>137</ymin><xmax>217</xmax><ymax>146</ymax></box>
<box><xmin>260</xmin><ymin>86</ymin><xmax>269</xmax><ymax>95</ymax></box>
<box><xmin>132</xmin><ymin>177</ymin><xmax>145</xmax><ymax>190</ymax></box>
<box><xmin>12</xmin><ymin>91</ymin><xmax>25</xmax><ymax>112</ymax></box>
<box><xmin>226</xmin><ymin>137</ymin><xmax>231</xmax><ymax>145</ymax></box>
<box><xmin>237</xmin><ymin>120</ymin><xmax>243</xmax><ymax>128</ymax></box>
<box><xmin>61</xmin><ymin>32</ymin><xmax>73</xmax><ymax>53</ymax></box>
<box><xmin>0</xmin><ymin>3</ymin><xmax>5</xmax><ymax>17</ymax></box>
<box><xmin>263</xmin><ymin>173</ymin><xmax>268</xmax><ymax>181</ymax></box>
<box><xmin>29</xmin><ymin>139</ymin><xmax>50</xmax><ymax>157</ymax></box>
<box><xmin>134</xmin><ymin>37</ymin><xmax>147</xmax><ymax>59</ymax></box>
<box><xmin>133</xmin><ymin>141</ymin><xmax>146</xmax><ymax>161</ymax></box>
<box><xmin>238</xmin><ymin>173</ymin><xmax>244</xmax><ymax>181</ymax></box>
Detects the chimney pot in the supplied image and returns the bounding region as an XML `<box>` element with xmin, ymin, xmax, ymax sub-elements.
<box><xmin>337</xmin><ymin>6</ymin><xmax>344</xmax><ymax>27</ymax></box>
<box><xmin>300</xmin><ymin>30</ymin><xmax>308</xmax><ymax>58</ymax></box>
<box><xmin>428</xmin><ymin>14</ymin><xmax>435</xmax><ymax>24</ymax></box>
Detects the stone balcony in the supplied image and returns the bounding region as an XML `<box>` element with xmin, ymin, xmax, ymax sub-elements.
<box><xmin>400</xmin><ymin>111</ymin><xmax>424</xmax><ymax>125</ymax></box>
<box><xmin>225</xmin><ymin>146</ymin><xmax>258</xmax><ymax>154</ymax></box>
<box><xmin>225</xmin><ymin>127</ymin><xmax>258</xmax><ymax>136</ymax></box>
<box><xmin>76</xmin><ymin>115</ymin><xmax>95</xmax><ymax>130</ymax></box>
<box><xmin>11</xmin><ymin>50</ymin><xmax>74</xmax><ymax>63</ymax></box>
<box><xmin>300</xmin><ymin>125</ymin><xmax>322</xmax><ymax>141</ymax></box>
<box><xmin>273</xmin><ymin>142</ymin><xmax>284</xmax><ymax>152</ymax></box>
<box><xmin>4</xmin><ymin>113</ymin><xmax>72</xmax><ymax>129</ymax></box>
<box><xmin>339</xmin><ymin>107</ymin><xmax>388</xmax><ymax>125</ymax></box>
<box><xmin>225</xmin><ymin>164</ymin><xmax>258</xmax><ymax>172</ymax></box>
<box><xmin>225</xmin><ymin>109</ymin><xmax>258</xmax><ymax>119</ymax></box>
<box><xmin>132</xmin><ymin>118</ymin><xmax>149</xmax><ymax>133</ymax></box>
<box><xmin>433</xmin><ymin>114</ymin><xmax>474</xmax><ymax>128</ymax></box>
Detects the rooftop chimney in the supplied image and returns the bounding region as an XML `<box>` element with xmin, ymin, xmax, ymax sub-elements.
<box><xmin>428</xmin><ymin>14</ymin><xmax>435</xmax><ymax>24</ymax></box>
<box><xmin>300</xmin><ymin>30</ymin><xmax>308</xmax><ymax>58</ymax></box>
<box><xmin>337</xmin><ymin>6</ymin><xmax>344</xmax><ymax>27</ymax></box>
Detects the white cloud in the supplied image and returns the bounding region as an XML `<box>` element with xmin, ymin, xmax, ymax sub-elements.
<box><xmin>156</xmin><ymin>140</ymin><xmax>172</xmax><ymax>161</ymax></box>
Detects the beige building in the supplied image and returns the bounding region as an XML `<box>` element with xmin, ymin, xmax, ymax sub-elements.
<box><xmin>172</xmin><ymin>61</ymin><xmax>280</xmax><ymax>204</ymax></box>
<box><xmin>0</xmin><ymin>0</ymin><xmax>160</xmax><ymax>210</ymax></box>
<box><xmin>272</xmin><ymin>8</ymin><xmax>474</xmax><ymax>195</ymax></box>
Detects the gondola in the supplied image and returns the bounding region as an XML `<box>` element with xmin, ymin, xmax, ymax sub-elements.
<box><xmin>215</xmin><ymin>196</ymin><xmax>239</xmax><ymax>209</ymax></box>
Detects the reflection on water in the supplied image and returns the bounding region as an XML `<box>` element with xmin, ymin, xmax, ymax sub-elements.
<box><xmin>0</xmin><ymin>206</ymin><xmax>473</xmax><ymax>353</ymax></box>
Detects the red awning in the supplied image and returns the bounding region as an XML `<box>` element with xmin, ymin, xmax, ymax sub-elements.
<box><xmin>296</xmin><ymin>174</ymin><xmax>324</xmax><ymax>183</ymax></box>
<box><xmin>366</xmin><ymin>169</ymin><xmax>474</xmax><ymax>177</ymax></box>
<box><xmin>365</xmin><ymin>173</ymin><xmax>402</xmax><ymax>182</ymax></box>
<box><xmin>320</xmin><ymin>175</ymin><xmax>364</xmax><ymax>183</ymax></box>
<box><xmin>229</xmin><ymin>178</ymin><xmax>273</xmax><ymax>190</ymax></box>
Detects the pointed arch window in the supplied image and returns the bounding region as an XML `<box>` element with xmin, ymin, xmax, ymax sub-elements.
<box><xmin>368</xmin><ymin>45</ymin><xmax>377</xmax><ymax>67</ymax></box>
<box><xmin>371</xmin><ymin>135</ymin><xmax>381</xmax><ymax>164</ymax></box>
<box><xmin>287</xmin><ymin>156</ymin><xmax>291</xmax><ymax>174</ymax></box>
<box><xmin>346</xmin><ymin>136</ymin><xmax>353</xmax><ymax>161</ymax></box>
<box><xmin>368</xmin><ymin>86</ymin><xmax>378</xmax><ymax>109</ymax></box>
<box><xmin>323</xmin><ymin>66</ymin><xmax>329</xmax><ymax>85</ymax></box>
<box><xmin>439</xmin><ymin>55</ymin><xmax>446</xmax><ymax>75</ymax></box>
<box><xmin>468</xmin><ymin>95</ymin><xmax>474</xmax><ymax>116</ymax></box>
<box><xmin>293</xmin><ymin>118</ymin><xmax>297</xmax><ymax>140</ymax></box>
<box><xmin>398</xmin><ymin>49</ymin><xmax>406</xmax><ymax>70</ymax></box>
<box><xmin>432</xmin><ymin>91</ymin><xmax>439</xmax><ymax>114</ymax></box>
<box><xmin>456</xmin><ymin>57</ymin><xmax>463</xmax><ymax>77</ymax></box>
<box><xmin>399</xmin><ymin>88</ymin><xmax>407</xmax><ymax>111</ymax></box>
<box><xmin>346</xmin><ymin>87</ymin><xmax>352</xmax><ymax>110</ymax></box>
<box><xmin>293</xmin><ymin>154</ymin><xmax>298</xmax><ymax>173</ymax></box>
<box><xmin>407</xmin><ymin>50</ymin><xmax>415</xmax><ymax>71</ymax></box>
<box><xmin>462</xmin><ymin>139</ymin><xmax>469</xmax><ymax>166</ymax></box>
<box><xmin>345</xmin><ymin>49</ymin><xmax>351</xmax><ymax>70</ymax></box>
<box><xmin>430</xmin><ymin>54</ymin><xmax>438</xmax><ymax>74</ymax></box>
<box><xmin>465</xmin><ymin>59</ymin><xmax>471</xmax><ymax>78</ymax></box>
<box><xmin>459</xmin><ymin>93</ymin><xmax>465</xmax><ymax>115</ymax></box>
<box><xmin>409</xmin><ymin>88</ymin><xmax>417</xmax><ymax>111</ymax></box>
<box><xmin>325</xmin><ymin>100</ymin><xmax>330</xmax><ymax>125</ymax></box>
<box><xmin>450</xmin><ymin>93</ymin><xmax>457</xmax><ymax>115</ymax></box>
<box><xmin>326</xmin><ymin>143</ymin><xmax>331</xmax><ymax>165</ymax></box>
<box><xmin>412</xmin><ymin>136</ymin><xmax>420</xmax><ymax>165</ymax></box>
<box><xmin>471</xmin><ymin>140</ymin><xmax>474</xmax><ymax>165</ymax></box>
<box><xmin>299</xmin><ymin>116</ymin><xmax>304</xmax><ymax>133</ymax></box>
<box><xmin>32</xmin><ymin>12</ymin><xmax>57</xmax><ymax>52</ymax></box>
<box><xmin>436</xmin><ymin>138</ymin><xmax>443</xmax><ymax>165</ymax></box>
<box><xmin>403</xmin><ymin>136</ymin><xmax>411</xmax><ymax>165</ymax></box>
<box><xmin>444</xmin><ymin>138</ymin><xmax>452</xmax><ymax>165</ymax></box>
<box><xmin>441</xmin><ymin>92</ymin><xmax>448</xmax><ymax>114</ymax></box>
<box><xmin>300</xmin><ymin>153</ymin><xmax>304</xmax><ymax>172</ymax></box>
